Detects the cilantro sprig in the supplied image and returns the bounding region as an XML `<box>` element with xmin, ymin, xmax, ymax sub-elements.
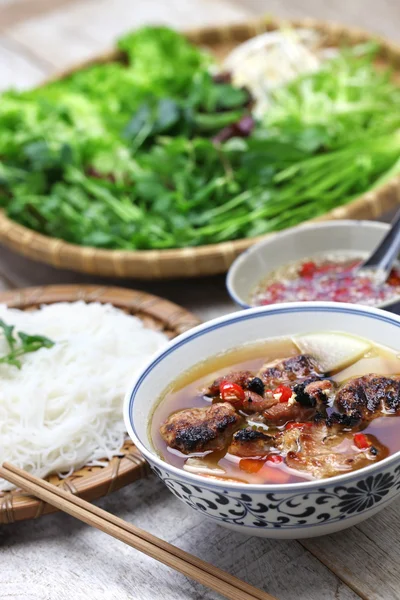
<box><xmin>0</xmin><ymin>319</ymin><xmax>55</xmax><ymax>368</ymax></box>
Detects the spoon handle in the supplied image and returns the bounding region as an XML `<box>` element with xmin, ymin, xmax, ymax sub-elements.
<box><xmin>361</xmin><ymin>208</ymin><xmax>400</xmax><ymax>274</ymax></box>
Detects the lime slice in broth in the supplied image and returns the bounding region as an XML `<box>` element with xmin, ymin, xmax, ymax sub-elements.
<box><xmin>293</xmin><ymin>332</ymin><xmax>372</xmax><ymax>373</ymax></box>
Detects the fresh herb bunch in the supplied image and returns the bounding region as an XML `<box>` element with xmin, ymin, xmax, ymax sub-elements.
<box><xmin>266</xmin><ymin>42</ymin><xmax>400</xmax><ymax>151</ymax></box>
<box><xmin>0</xmin><ymin>319</ymin><xmax>55</xmax><ymax>368</ymax></box>
<box><xmin>0</xmin><ymin>28</ymin><xmax>399</xmax><ymax>250</ymax></box>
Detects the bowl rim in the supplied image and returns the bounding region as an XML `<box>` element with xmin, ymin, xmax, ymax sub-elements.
<box><xmin>226</xmin><ymin>219</ymin><xmax>393</xmax><ymax>309</ymax></box>
<box><xmin>124</xmin><ymin>300</ymin><xmax>400</xmax><ymax>492</ymax></box>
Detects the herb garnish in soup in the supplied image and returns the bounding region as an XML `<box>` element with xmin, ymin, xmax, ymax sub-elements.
<box><xmin>151</xmin><ymin>332</ymin><xmax>400</xmax><ymax>484</ymax></box>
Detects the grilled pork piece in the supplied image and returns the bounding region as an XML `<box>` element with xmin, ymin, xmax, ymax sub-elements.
<box><xmin>264</xmin><ymin>402</ymin><xmax>316</xmax><ymax>425</ymax></box>
<box><xmin>228</xmin><ymin>428</ymin><xmax>276</xmax><ymax>457</ymax></box>
<box><xmin>206</xmin><ymin>356</ymin><xmax>333</xmax><ymax>423</ymax></box>
<box><xmin>258</xmin><ymin>354</ymin><xmax>322</xmax><ymax>389</ymax></box>
<box><xmin>207</xmin><ymin>372</ymin><xmax>280</xmax><ymax>412</ymax></box>
<box><xmin>263</xmin><ymin>379</ymin><xmax>334</xmax><ymax>424</ymax></box>
<box><xmin>242</xmin><ymin>390</ymin><xmax>277</xmax><ymax>413</ymax></box>
<box><xmin>337</xmin><ymin>374</ymin><xmax>400</xmax><ymax>420</ymax></box>
<box><xmin>301</xmin><ymin>379</ymin><xmax>335</xmax><ymax>405</ymax></box>
<box><xmin>207</xmin><ymin>370</ymin><xmax>253</xmax><ymax>396</ymax></box>
<box><xmin>160</xmin><ymin>403</ymin><xmax>242</xmax><ymax>454</ymax></box>
<box><xmin>279</xmin><ymin>423</ymin><xmax>385</xmax><ymax>479</ymax></box>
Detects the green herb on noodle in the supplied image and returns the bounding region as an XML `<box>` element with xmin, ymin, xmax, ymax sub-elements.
<box><xmin>0</xmin><ymin>319</ymin><xmax>55</xmax><ymax>369</ymax></box>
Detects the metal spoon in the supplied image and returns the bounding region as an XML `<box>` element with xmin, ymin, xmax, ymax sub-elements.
<box><xmin>358</xmin><ymin>208</ymin><xmax>400</xmax><ymax>282</ymax></box>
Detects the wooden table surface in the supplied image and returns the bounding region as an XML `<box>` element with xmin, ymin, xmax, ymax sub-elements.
<box><xmin>1</xmin><ymin>1</ymin><xmax>400</xmax><ymax>599</ymax></box>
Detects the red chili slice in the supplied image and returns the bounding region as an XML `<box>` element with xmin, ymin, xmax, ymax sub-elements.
<box><xmin>299</xmin><ymin>261</ymin><xmax>317</xmax><ymax>278</ymax></box>
<box><xmin>273</xmin><ymin>385</ymin><xmax>292</xmax><ymax>403</ymax></box>
<box><xmin>266</xmin><ymin>454</ymin><xmax>283</xmax><ymax>464</ymax></box>
<box><xmin>219</xmin><ymin>381</ymin><xmax>245</xmax><ymax>407</ymax></box>
<box><xmin>354</xmin><ymin>433</ymin><xmax>370</xmax><ymax>450</ymax></box>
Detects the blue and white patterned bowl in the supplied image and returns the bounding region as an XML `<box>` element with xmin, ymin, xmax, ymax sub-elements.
<box><xmin>124</xmin><ymin>302</ymin><xmax>400</xmax><ymax>539</ymax></box>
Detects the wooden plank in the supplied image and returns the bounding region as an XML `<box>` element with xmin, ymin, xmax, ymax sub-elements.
<box><xmin>0</xmin><ymin>475</ymin><xmax>360</xmax><ymax>600</ymax></box>
<box><xmin>0</xmin><ymin>0</ymin><xmax>79</xmax><ymax>29</ymax></box>
<box><xmin>0</xmin><ymin>34</ymin><xmax>48</xmax><ymax>90</ymax></box>
<box><xmin>302</xmin><ymin>499</ymin><xmax>400</xmax><ymax>600</ymax></box>
<box><xmin>4</xmin><ymin>0</ymin><xmax>250</xmax><ymax>73</ymax></box>
<box><xmin>0</xmin><ymin>274</ymin><xmax>12</xmax><ymax>292</ymax></box>
<box><xmin>0</xmin><ymin>244</ymin><xmax>236</xmax><ymax>322</ymax></box>
<box><xmin>231</xmin><ymin>0</ymin><xmax>400</xmax><ymax>42</ymax></box>
<box><xmin>0</xmin><ymin>267</ymin><xmax>16</xmax><ymax>290</ymax></box>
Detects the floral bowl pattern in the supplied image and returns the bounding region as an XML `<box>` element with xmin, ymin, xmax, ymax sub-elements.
<box><xmin>124</xmin><ymin>302</ymin><xmax>400</xmax><ymax>538</ymax></box>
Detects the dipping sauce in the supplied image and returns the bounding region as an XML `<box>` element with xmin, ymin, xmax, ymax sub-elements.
<box><xmin>151</xmin><ymin>334</ymin><xmax>400</xmax><ymax>485</ymax></box>
<box><xmin>251</xmin><ymin>253</ymin><xmax>400</xmax><ymax>306</ymax></box>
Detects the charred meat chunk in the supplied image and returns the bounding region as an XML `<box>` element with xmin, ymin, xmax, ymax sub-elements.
<box><xmin>228</xmin><ymin>428</ymin><xmax>276</xmax><ymax>457</ymax></box>
<box><xmin>263</xmin><ymin>402</ymin><xmax>316</xmax><ymax>425</ymax></box>
<box><xmin>207</xmin><ymin>370</ymin><xmax>253</xmax><ymax>396</ymax></box>
<box><xmin>325</xmin><ymin>412</ymin><xmax>362</xmax><ymax>428</ymax></box>
<box><xmin>293</xmin><ymin>382</ymin><xmax>316</xmax><ymax>407</ymax></box>
<box><xmin>242</xmin><ymin>390</ymin><xmax>277</xmax><ymax>413</ymax></box>
<box><xmin>294</xmin><ymin>378</ymin><xmax>335</xmax><ymax>408</ymax></box>
<box><xmin>160</xmin><ymin>403</ymin><xmax>242</xmax><ymax>454</ymax></box>
<box><xmin>262</xmin><ymin>379</ymin><xmax>333</xmax><ymax>426</ymax></box>
<box><xmin>207</xmin><ymin>372</ymin><xmax>276</xmax><ymax>413</ymax></box>
<box><xmin>258</xmin><ymin>355</ymin><xmax>322</xmax><ymax>389</ymax></box>
<box><xmin>337</xmin><ymin>375</ymin><xmax>400</xmax><ymax>420</ymax></box>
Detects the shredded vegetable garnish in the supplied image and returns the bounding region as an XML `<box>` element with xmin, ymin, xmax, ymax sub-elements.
<box><xmin>224</xmin><ymin>28</ymin><xmax>336</xmax><ymax>115</ymax></box>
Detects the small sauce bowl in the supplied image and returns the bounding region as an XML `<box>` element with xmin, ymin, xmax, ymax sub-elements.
<box><xmin>226</xmin><ymin>220</ymin><xmax>400</xmax><ymax>310</ymax></box>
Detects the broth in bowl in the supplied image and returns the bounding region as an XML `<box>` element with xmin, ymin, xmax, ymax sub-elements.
<box><xmin>151</xmin><ymin>332</ymin><xmax>400</xmax><ymax>485</ymax></box>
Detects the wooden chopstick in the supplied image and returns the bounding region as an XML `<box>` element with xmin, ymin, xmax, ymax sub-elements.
<box><xmin>0</xmin><ymin>463</ymin><xmax>277</xmax><ymax>600</ymax></box>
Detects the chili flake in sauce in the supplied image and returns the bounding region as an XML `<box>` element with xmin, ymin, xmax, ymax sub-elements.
<box><xmin>251</xmin><ymin>255</ymin><xmax>400</xmax><ymax>306</ymax></box>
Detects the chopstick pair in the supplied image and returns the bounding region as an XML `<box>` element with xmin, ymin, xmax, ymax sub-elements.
<box><xmin>0</xmin><ymin>463</ymin><xmax>277</xmax><ymax>600</ymax></box>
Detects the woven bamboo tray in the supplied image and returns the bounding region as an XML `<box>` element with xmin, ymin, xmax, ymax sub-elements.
<box><xmin>0</xmin><ymin>284</ymin><xmax>200</xmax><ymax>524</ymax></box>
<box><xmin>0</xmin><ymin>17</ymin><xmax>400</xmax><ymax>279</ymax></box>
